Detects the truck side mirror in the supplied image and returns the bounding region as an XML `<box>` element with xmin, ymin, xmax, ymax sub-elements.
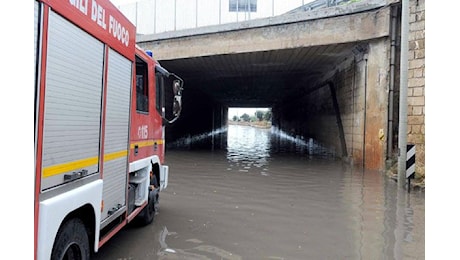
<box><xmin>173</xmin><ymin>80</ymin><xmax>182</xmax><ymax>96</ymax></box>
<box><xmin>172</xmin><ymin>80</ymin><xmax>182</xmax><ymax>117</ymax></box>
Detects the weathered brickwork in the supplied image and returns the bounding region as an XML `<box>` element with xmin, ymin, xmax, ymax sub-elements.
<box><xmin>407</xmin><ymin>0</ymin><xmax>425</xmax><ymax>179</ymax></box>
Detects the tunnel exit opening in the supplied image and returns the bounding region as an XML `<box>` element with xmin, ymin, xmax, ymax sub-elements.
<box><xmin>227</xmin><ymin>107</ymin><xmax>272</xmax><ymax>125</ymax></box>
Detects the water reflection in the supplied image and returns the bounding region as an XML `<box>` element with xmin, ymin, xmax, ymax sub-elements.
<box><xmin>226</xmin><ymin>124</ymin><xmax>423</xmax><ymax>258</ymax></box>
<box><xmin>224</xmin><ymin>124</ymin><xmax>338</xmax><ymax>175</ymax></box>
<box><xmin>94</xmin><ymin>124</ymin><xmax>424</xmax><ymax>259</ymax></box>
<box><xmin>270</xmin><ymin>126</ymin><xmax>337</xmax><ymax>158</ymax></box>
<box><xmin>157</xmin><ymin>226</ymin><xmax>242</xmax><ymax>259</ymax></box>
<box><xmin>168</xmin><ymin>124</ymin><xmax>337</xmax><ymax>160</ymax></box>
<box><xmin>228</xmin><ymin>124</ymin><xmax>423</xmax><ymax>258</ymax></box>
<box><xmin>167</xmin><ymin>127</ymin><xmax>228</xmax><ymax>149</ymax></box>
<box><xmin>227</xmin><ymin>125</ymin><xmax>271</xmax><ymax>174</ymax></box>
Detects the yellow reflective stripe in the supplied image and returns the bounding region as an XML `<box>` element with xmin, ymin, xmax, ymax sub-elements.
<box><xmin>130</xmin><ymin>139</ymin><xmax>164</xmax><ymax>149</ymax></box>
<box><xmin>104</xmin><ymin>150</ymin><xmax>128</xmax><ymax>161</ymax></box>
<box><xmin>42</xmin><ymin>156</ymin><xmax>99</xmax><ymax>178</ymax></box>
<box><xmin>42</xmin><ymin>150</ymin><xmax>128</xmax><ymax>178</ymax></box>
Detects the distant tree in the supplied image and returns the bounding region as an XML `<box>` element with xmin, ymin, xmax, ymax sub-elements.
<box><xmin>232</xmin><ymin>115</ymin><xmax>238</xmax><ymax>121</ymax></box>
<box><xmin>240</xmin><ymin>113</ymin><xmax>250</xmax><ymax>122</ymax></box>
<box><xmin>255</xmin><ymin>110</ymin><xmax>264</xmax><ymax>121</ymax></box>
<box><xmin>263</xmin><ymin>110</ymin><xmax>272</xmax><ymax>121</ymax></box>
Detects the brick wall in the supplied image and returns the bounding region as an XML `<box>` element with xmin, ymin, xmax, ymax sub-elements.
<box><xmin>407</xmin><ymin>0</ymin><xmax>425</xmax><ymax>179</ymax></box>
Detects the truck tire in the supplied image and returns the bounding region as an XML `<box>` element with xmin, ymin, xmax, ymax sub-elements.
<box><xmin>137</xmin><ymin>189</ymin><xmax>157</xmax><ymax>226</ymax></box>
<box><xmin>51</xmin><ymin>218</ymin><xmax>90</xmax><ymax>260</ymax></box>
<box><xmin>136</xmin><ymin>171</ymin><xmax>159</xmax><ymax>226</ymax></box>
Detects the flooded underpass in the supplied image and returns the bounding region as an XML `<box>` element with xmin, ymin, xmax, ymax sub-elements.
<box><xmin>94</xmin><ymin>124</ymin><xmax>425</xmax><ymax>260</ymax></box>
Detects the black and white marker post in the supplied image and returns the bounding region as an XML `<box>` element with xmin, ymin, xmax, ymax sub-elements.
<box><xmin>406</xmin><ymin>144</ymin><xmax>416</xmax><ymax>191</ymax></box>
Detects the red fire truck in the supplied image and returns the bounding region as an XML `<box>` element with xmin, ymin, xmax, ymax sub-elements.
<box><xmin>34</xmin><ymin>0</ymin><xmax>183</xmax><ymax>259</ymax></box>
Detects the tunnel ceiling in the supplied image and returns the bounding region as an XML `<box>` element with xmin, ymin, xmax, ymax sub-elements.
<box><xmin>157</xmin><ymin>42</ymin><xmax>357</xmax><ymax>108</ymax></box>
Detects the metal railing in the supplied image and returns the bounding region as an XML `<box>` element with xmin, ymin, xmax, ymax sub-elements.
<box><xmin>115</xmin><ymin>0</ymin><xmax>358</xmax><ymax>35</ymax></box>
<box><xmin>287</xmin><ymin>0</ymin><xmax>357</xmax><ymax>13</ymax></box>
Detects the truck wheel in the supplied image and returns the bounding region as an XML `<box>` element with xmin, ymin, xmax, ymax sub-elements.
<box><xmin>137</xmin><ymin>190</ymin><xmax>157</xmax><ymax>225</ymax></box>
<box><xmin>51</xmin><ymin>218</ymin><xmax>90</xmax><ymax>260</ymax></box>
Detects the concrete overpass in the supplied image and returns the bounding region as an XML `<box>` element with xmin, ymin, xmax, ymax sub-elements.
<box><xmin>137</xmin><ymin>0</ymin><xmax>404</xmax><ymax>171</ymax></box>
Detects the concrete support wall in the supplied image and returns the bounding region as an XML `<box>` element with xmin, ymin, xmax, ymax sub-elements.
<box><xmin>359</xmin><ymin>40</ymin><xmax>391</xmax><ymax>170</ymax></box>
<box><xmin>407</xmin><ymin>0</ymin><xmax>425</xmax><ymax>179</ymax></box>
<box><xmin>335</xmin><ymin>58</ymin><xmax>363</xmax><ymax>165</ymax></box>
<box><xmin>275</xmin><ymin>38</ymin><xmax>391</xmax><ymax>171</ymax></box>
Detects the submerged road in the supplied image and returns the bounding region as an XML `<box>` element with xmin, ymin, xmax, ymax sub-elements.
<box><xmin>94</xmin><ymin>125</ymin><xmax>425</xmax><ymax>260</ymax></box>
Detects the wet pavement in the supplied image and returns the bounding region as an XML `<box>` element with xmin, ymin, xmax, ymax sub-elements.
<box><xmin>94</xmin><ymin>125</ymin><xmax>425</xmax><ymax>260</ymax></box>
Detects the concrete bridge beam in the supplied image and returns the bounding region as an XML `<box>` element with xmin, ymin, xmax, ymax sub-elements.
<box><xmin>138</xmin><ymin>4</ymin><xmax>392</xmax><ymax>60</ymax></box>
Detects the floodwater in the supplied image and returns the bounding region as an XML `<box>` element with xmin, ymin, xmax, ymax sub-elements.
<box><xmin>94</xmin><ymin>124</ymin><xmax>425</xmax><ymax>260</ymax></box>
